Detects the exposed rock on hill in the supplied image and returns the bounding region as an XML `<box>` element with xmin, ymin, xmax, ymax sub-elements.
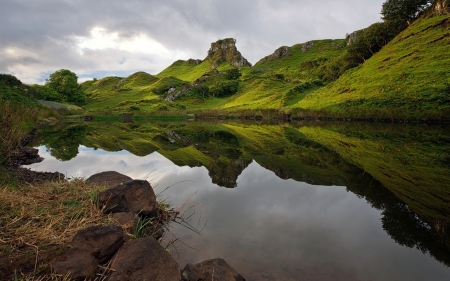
<box><xmin>187</xmin><ymin>58</ymin><xmax>203</xmax><ymax>65</ymax></box>
<box><xmin>257</xmin><ymin>46</ymin><xmax>292</xmax><ymax>64</ymax></box>
<box><xmin>345</xmin><ymin>29</ymin><xmax>364</xmax><ymax>46</ymax></box>
<box><xmin>206</xmin><ymin>38</ymin><xmax>251</xmax><ymax>69</ymax></box>
<box><xmin>300</xmin><ymin>41</ymin><xmax>314</xmax><ymax>52</ymax></box>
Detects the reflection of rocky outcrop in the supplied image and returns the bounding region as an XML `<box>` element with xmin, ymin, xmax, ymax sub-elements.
<box><xmin>209</xmin><ymin>159</ymin><xmax>251</xmax><ymax>188</ymax></box>
<box><xmin>206</xmin><ymin>38</ymin><xmax>251</xmax><ymax>69</ymax></box>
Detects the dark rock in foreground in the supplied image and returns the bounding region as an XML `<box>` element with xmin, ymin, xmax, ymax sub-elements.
<box><xmin>70</xmin><ymin>225</ymin><xmax>125</xmax><ymax>263</ymax></box>
<box><xmin>52</xmin><ymin>250</ymin><xmax>98</xmax><ymax>280</ymax></box>
<box><xmin>11</xmin><ymin>147</ymin><xmax>43</xmax><ymax>166</ymax></box>
<box><xmin>98</xmin><ymin>179</ymin><xmax>159</xmax><ymax>216</ymax></box>
<box><xmin>108</xmin><ymin>236</ymin><xmax>180</xmax><ymax>281</ymax></box>
<box><xmin>14</xmin><ymin>167</ymin><xmax>65</xmax><ymax>183</ymax></box>
<box><xmin>52</xmin><ymin>225</ymin><xmax>125</xmax><ymax>279</ymax></box>
<box><xmin>86</xmin><ymin>171</ymin><xmax>132</xmax><ymax>188</ymax></box>
<box><xmin>181</xmin><ymin>258</ymin><xmax>246</xmax><ymax>281</ymax></box>
<box><xmin>112</xmin><ymin>212</ymin><xmax>138</xmax><ymax>233</ymax></box>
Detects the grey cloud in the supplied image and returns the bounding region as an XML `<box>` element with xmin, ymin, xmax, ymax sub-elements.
<box><xmin>1</xmin><ymin>0</ymin><xmax>385</xmax><ymax>83</ymax></box>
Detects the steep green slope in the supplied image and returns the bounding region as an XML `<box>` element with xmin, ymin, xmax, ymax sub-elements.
<box><xmin>295</xmin><ymin>14</ymin><xmax>450</xmax><ymax>117</ymax></box>
<box><xmin>156</xmin><ymin>59</ymin><xmax>211</xmax><ymax>82</ymax></box>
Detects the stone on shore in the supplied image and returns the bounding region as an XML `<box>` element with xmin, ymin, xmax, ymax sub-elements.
<box><xmin>108</xmin><ymin>236</ymin><xmax>180</xmax><ymax>281</ymax></box>
<box><xmin>70</xmin><ymin>225</ymin><xmax>125</xmax><ymax>263</ymax></box>
<box><xmin>98</xmin><ymin>180</ymin><xmax>158</xmax><ymax>216</ymax></box>
<box><xmin>181</xmin><ymin>258</ymin><xmax>246</xmax><ymax>281</ymax></box>
<box><xmin>86</xmin><ymin>171</ymin><xmax>132</xmax><ymax>188</ymax></box>
<box><xmin>52</xmin><ymin>250</ymin><xmax>98</xmax><ymax>280</ymax></box>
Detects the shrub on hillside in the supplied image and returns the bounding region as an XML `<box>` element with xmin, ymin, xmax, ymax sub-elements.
<box><xmin>211</xmin><ymin>81</ymin><xmax>239</xmax><ymax>97</ymax></box>
<box><xmin>188</xmin><ymin>84</ymin><xmax>210</xmax><ymax>98</ymax></box>
<box><xmin>30</xmin><ymin>85</ymin><xmax>62</xmax><ymax>101</ymax></box>
<box><xmin>224</xmin><ymin>68</ymin><xmax>242</xmax><ymax>80</ymax></box>
<box><xmin>151</xmin><ymin>77</ymin><xmax>185</xmax><ymax>95</ymax></box>
<box><xmin>0</xmin><ymin>74</ymin><xmax>22</xmax><ymax>87</ymax></box>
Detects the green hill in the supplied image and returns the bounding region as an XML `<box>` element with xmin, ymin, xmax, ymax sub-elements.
<box><xmin>82</xmin><ymin>38</ymin><xmax>347</xmax><ymax>113</ymax></box>
<box><xmin>80</xmin><ymin>12</ymin><xmax>450</xmax><ymax>118</ymax></box>
<box><xmin>295</xmin><ymin>14</ymin><xmax>450</xmax><ymax>118</ymax></box>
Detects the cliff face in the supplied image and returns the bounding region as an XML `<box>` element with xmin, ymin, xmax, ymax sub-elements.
<box><xmin>345</xmin><ymin>29</ymin><xmax>364</xmax><ymax>46</ymax></box>
<box><xmin>205</xmin><ymin>38</ymin><xmax>251</xmax><ymax>69</ymax></box>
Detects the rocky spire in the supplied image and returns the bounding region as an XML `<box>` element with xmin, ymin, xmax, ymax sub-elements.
<box><xmin>205</xmin><ymin>38</ymin><xmax>251</xmax><ymax>69</ymax></box>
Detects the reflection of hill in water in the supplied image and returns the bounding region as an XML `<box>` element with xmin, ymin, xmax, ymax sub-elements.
<box><xmin>37</xmin><ymin>121</ymin><xmax>450</xmax><ymax>265</ymax></box>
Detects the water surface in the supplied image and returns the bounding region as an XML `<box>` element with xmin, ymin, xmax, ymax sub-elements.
<box><xmin>29</xmin><ymin>121</ymin><xmax>450</xmax><ymax>280</ymax></box>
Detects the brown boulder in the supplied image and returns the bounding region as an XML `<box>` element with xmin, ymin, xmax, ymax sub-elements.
<box><xmin>112</xmin><ymin>212</ymin><xmax>138</xmax><ymax>233</ymax></box>
<box><xmin>70</xmin><ymin>225</ymin><xmax>125</xmax><ymax>263</ymax></box>
<box><xmin>86</xmin><ymin>171</ymin><xmax>132</xmax><ymax>188</ymax></box>
<box><xmin>98</xmin><ymin>180</ymin><xmax>158</xmax><ymax>216</ymax></box>
<box><xmin>181</xmin><ymin>258</ymin><xmax>246</xmax><ymax>281</ymax></box>
<box><xmin>108</xmin><ymin>236</ymin><xmax>180</xmax><ymax>281</ymax></box>
<box><xmin>52</xmin><ymin>250</ymin><xmax>98</xmax><ymax>280</ymax></box>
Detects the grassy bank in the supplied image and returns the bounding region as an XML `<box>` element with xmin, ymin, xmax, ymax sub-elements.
<box><xmin>0</xmin><ymin>179</ymin><xmax>112</xmax><ymax>280</ymax></box>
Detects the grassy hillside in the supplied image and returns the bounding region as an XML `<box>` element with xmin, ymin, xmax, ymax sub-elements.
<box><xmin>80</xmin><ymin>14</ymin><xmax>450</xmax><ymax>118</ymax></box>
<box><xmin>82</xmin><ymin>39</ymin><xmax>346</xmax><ymax>113</ymax></box>
<box><xmin>295</xmin><ymin>14</ymin><xmax>450</xmax><ymax>118</ymax></box>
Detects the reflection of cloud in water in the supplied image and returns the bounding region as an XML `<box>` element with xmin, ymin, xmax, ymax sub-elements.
<box><xmin>163</xmin><ymin>162</ymin><xmax>450</xmax><ymax>281</ymax></box>
<box><xmin>29</xmin><ymin>146</ymin><xmax>450</xmax><ymax>281</ymax></box>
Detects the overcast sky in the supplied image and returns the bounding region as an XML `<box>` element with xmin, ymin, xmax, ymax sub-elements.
<box><xmin>1</xmin><ymin>0</ymin><xmax>385</xmax><ymax>84</ymax></box>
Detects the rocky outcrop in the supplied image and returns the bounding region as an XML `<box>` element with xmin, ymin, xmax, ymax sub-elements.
<box><xmin>86</xmin><ymin>171</ymin><xmax>132</xmax><ymax>188</ymax></box>
<box><xmin>206</xmin><ymin>38</ymin><xmax>251</xmax><ymax>69</ymax></box>
<box><xmin>98</xmin><ymin>179</ymin><xmax>159</xmax><ymax>216</ymax></box>
<box><xmin>345</xmin><ymin>29</ymin><xmax>364</xmax><ymax>46</ymax></box>
<box><xmin>165</xmin><ymin>84</ymin><xmax>191</xmax><ymax>101</ymax></box>
<box><xmin>108</xmin><ymin>237</ymin><xmax>180</xmax><ymax>281</ymax></box>
<box><xmin>187</xmin><ymin>58</ymin><xmax>203</xmax><ymax>65</ymax></box>
<box><xmin>181</xmin><ymin>258</ymin><xmax>246</xmax><ymax>281</ymax></box>
<box><xmin>300</xmin><ymin>41</ymin><xmax>314</xmax><ymax>52</ymax></box>
<box><xmin>256</xmin><ymin>46</ymin><xmax>292</xmax><ymax>64</ymax></box>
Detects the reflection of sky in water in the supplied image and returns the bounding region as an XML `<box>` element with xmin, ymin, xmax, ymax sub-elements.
<box><xmin>30</xmin><ymin>146</ymin><xmax>450</xmax><ymax>281</ymax></box>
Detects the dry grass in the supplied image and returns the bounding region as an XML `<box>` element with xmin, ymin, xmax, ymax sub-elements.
<box><xmin>0</xmin><ymin>179</ymin><xmax>112</xmax><ymax>280</ymax></box>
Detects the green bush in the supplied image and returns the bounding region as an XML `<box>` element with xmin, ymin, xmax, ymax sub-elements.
<box><xmin>129</xmin><ymin>105</ymin><xmax>140</xmax><ymax>111</ymax></box>
<box><xmin>0</xmin><ymin>74</ymin><xmax>22</xmax><ymax>87</ymax></box>
<box><xmin>151</xmin><ymin>77</ymin><xmax>185</xmax><ymax>95</ymax></box>
<box><xmin>224</xmin><ymin>68</ymin><xmax>242</xmax><ymax>80</ymax></box>
<box><xmin>211</xmin><ymin>81</ymin><xmax>239</xmax><ymax>97</ymax></box>
<box><xmin>30</xmin><ymin>85</ymin><xmax>62</xmax><ymax>101</ymax></box>
<box><xmin>188</xmin><ymin>84</ymin><xmax>210</xmax><ymax>98</ymax></box>
<box><xmin>273</xmin><ymin>74</ymin><xmax>285</xmax><ymax>81</ymax></box>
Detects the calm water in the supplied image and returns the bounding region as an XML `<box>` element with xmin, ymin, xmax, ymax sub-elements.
<box><xmin>29</xmin><ymin>121</ymin><xmax>450</xmax><ymax>281</ymax></box>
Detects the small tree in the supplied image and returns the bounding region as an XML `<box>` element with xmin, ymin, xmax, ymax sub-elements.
<box><xmin>381</xmin><ymin>0</ymin><xmax>432</xmax><ymax>25</ymax></box>
<box><xmin>224</xmin><ymin>68</ymin><xmax>242</xmax><ymax>80</ymax></box>
<box><xmin>45</xmin><ymin>69</ymin><xmax>86</xmax><ymax>104</ymax></box>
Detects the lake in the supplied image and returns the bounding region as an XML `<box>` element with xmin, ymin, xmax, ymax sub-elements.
<box><xmin>28</xmin><ymin>120</ymin><xmax>450</xmax><ymax>281</ymax></box>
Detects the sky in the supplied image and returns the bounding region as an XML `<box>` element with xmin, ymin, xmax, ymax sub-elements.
<box><xmin>1</xmin><ymin>0</ymin><xmax>385</xmax><ymax>84</ymax></box>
